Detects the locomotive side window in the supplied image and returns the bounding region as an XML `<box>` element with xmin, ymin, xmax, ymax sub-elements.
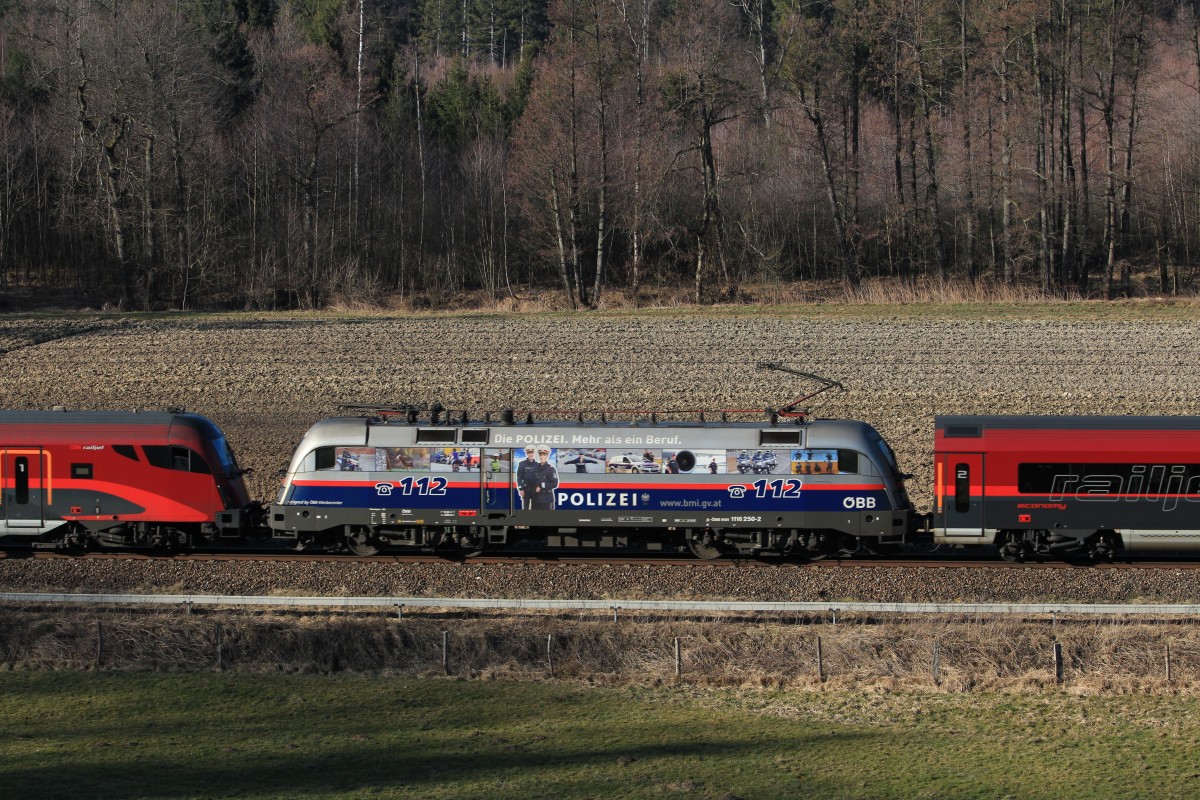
<box><xmin>314</xmin><ymin>447</ymin><xmax>449</xmax><ymax>472</ymax></box>
<box><xmin>954</xmin><ymin>463</ymin><xmax>971</xmax><ymax>513</ymax></box>
<box><xmin>788</xmin><ymin>449</ymin><xmax>861</xmax><ymax>475</ymax></box>
<box><xmin>314</xmin><ymin>447</ymin><xmax>337</xmax><ymax>470</ymax></box>
<box><xmin>71</xmin><ymin>463</ymin><xmax>93</xmax><ymax>479</ymax></box>
<box><xmin>760</xmin><ymin>431</ymin><xmax>802</xmax><ymax>446</ymax></box>
<box><xmin>144</xmin><ymin>446</ymin><xmax>172</xmax><ymax>470</ymax></box>
<box><xmin>113</xmin><ymin>445</ymin><xmax>139</xmax><ymax>461</ymax></box>
<box><xmin>15</xmin><ymin>456</ymin><xmax>29</xmax><ymax>504</ymax></box>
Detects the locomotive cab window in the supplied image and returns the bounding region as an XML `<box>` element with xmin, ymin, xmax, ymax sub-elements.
<box><xmin>143</xmin><ymin>445</ymin><xmax>211</xmax><ymax>474</ymax></box>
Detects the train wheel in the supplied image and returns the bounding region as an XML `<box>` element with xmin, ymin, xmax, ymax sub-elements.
<box><xmin>836</xmin><ymin>534</ymin><xmax>860</xmax><ymax>559</ymax></box>
<box><xmin>345</xmin><ymin>527</ymin><xmax>381</xmax><ymax>557</ymax></box>
<box><xmin>998</xmin><ymin>531</ymin><xmax>1025</xmax><ymax>563</ymax></box>
<box><xmin>1088</xmin><ymin>530</ymin><xmax>1120</xmax><ymax>562</ymax></box>
<box><xmin>454</xmin><ymin>526</ymin><xmax>484</xmax><ymax>557</ymax></box>
<box><xmin>687</xmin><ymin>530</ymin><xmax>727</xmax><ymax>560</ymax></box>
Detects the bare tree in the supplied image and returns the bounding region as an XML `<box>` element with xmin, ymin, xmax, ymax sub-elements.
<box><xmin>778</xmin><ymin>6</ymin><xmax>858</xmax><ymax>283</ymax></box>
<box><xmin>661</xmin><ymin>0</ymin><xmax>753</xmax><ymax>303</ymax></box>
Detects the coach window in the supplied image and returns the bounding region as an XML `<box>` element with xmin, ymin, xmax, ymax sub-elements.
<box><xmin>1018</xmin><ymin>464</ymin><xmax>1063</xmax><ymax>494</ymax></box>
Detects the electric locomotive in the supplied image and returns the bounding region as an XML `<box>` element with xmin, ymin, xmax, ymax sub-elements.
<box><xmin>269</xmin><ymin>408</ymin><xmax>915</xmax><ymax>558</ymax></box>
<box><xmin>934</xmin><ymin>415</ymin><xmax>1200</xmax><ymax>561</ymax></box>
<box><xmin>0</xmin><ymin>409</ymin><xmax>256</xmax><ymax>550</ymax></box>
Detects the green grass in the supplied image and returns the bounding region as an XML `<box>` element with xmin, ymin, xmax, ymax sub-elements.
<box><xmin>3</xmin><ymin>673</ymin><xmax>1200</xmax><ymax>799</ymax></box>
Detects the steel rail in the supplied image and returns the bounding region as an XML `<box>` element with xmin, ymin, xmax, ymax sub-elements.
<box><xmin>4</xmin><ymin>592</ymin><xmax>1200</xmax><ymax>616</ymax></box>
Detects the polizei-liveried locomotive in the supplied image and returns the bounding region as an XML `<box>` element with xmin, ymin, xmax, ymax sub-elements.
<box><xmin>268</xmin><ymin>410</ymin><xmax>914</xmax><ymax>559</ymax></box>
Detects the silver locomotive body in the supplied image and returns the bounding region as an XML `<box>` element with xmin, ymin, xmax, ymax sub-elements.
<box><xmin>269</xmin><ymin>415</ymin><xmax>913</xmax><ymax>558</ymax></box>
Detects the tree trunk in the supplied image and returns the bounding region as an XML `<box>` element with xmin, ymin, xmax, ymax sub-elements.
<box><xmin>1119</xmin><ymin>9</ymin><xmax>1146</xmax><ymax>296</ymax></box>
<box><xmin>798</xmin><ymin>79</ymin><xmax>856</xmax><ymax>283</ymax></box>
<box><xmin>550</xmin><ymin>169</ymin><xmax>577</xmax><ymax>308</ymax></box>
<box><xmin>960</xmin><ymin>0</ymin><xmax>977</xmax><ymax>280</ymax></box>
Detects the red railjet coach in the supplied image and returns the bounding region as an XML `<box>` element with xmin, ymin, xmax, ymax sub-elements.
<box><xmin>935</xmin><ymin>415</ymin><xmax>1200</xmax><ymax>561</ymax></box>
<box><xmin>0</xmin><ymin>409</ymin><xmax>256</xmax><ymax>550</ymax></box>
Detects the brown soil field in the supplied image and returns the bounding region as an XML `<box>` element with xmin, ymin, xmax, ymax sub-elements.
<box><xmin>3</xmin><ymin>308</ymin><xmax>1200</xmax><ymax>603</ymax></box>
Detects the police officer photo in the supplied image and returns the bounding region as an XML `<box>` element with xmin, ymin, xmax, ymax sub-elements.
<box><xmin>522</xmin><ymin>444</ymin><xmax>559</xmax><ymax>510</ymax></box>
<box><xmin>515</xmin><ymin>446</ymin><xmax>538</xmax><ymax>509</ymax></box>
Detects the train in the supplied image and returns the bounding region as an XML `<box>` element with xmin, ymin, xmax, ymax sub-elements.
<box><xmin>5</xmin><ymin>404</ymin><xmax>1200</xmax><ymax>562</ymax></box>
<box><xmin>0</xmin><ymin>409</ymin><xmax>253</xmax><ymax>550</ymax></box>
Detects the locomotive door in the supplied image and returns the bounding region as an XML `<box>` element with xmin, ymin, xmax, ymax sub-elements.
<box><xmin>3</xmin><ymin>448</ymin><xmax>46</xmax><ymax>527</ymax></box>
<box><xmin>481</xmin><ymin>448</ymin><xmax>513</xmax><ymax>513</ymax></box>
<box><xmin>937</xmin><ymin>453</ymin><xmax>985</xmax><ymax>537</ymax></box>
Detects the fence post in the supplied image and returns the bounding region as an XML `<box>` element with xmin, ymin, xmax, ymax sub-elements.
<box><xmin>94</xmin><ymin>620</ymin><xmax>104</xmax><ymax>671</ymax></box>
<box><xmin>1053</xmin><ymin>642</ymin><xmax>1064</xmax><ymax>684</ymax></box>
<box><xmin>547</xmin><ymin>634</ymin><xmax>554</xmax><ymax>678</ymax></box>
<box><xmin>215</xmin><ymin>623</ymin><xmax>223</xmax><ymax>671</ymax></box>
<box><xmin>932</xmin><ymin>641</ymin><xmax>941</xmax><ymax>685</ymax></box>
<box><xmin>612</xmin><ymin>607</ymin><xmax>618</xmax><ymax>623</ymax></box>
<box><xmin>1166</xmin><ymin>642</ymin><xmax>1173</xmax><ymax>683</ymax></box>
<box><xmin>395</xmin><ymin>604</ymin><xmax>404</xmax><ymax>620</ymax></box>
<box><xmin>442</xmin><ymin>631</ymin><xmax>449</xmax><ymax>675</ymax></box>
<box><xmin>674</xmin><ymin>637</ymin><xmax>682</xmax><ymax>678</ymax></box>
<box><xmin>816</xmin><ymin>635</ymin><xmax>825</xmax><ymax>683</ymax></box>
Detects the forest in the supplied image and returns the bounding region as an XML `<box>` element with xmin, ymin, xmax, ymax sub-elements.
<box><xmin>1</xmin><ymin>0</ymin><xmax>1198</xmax><ymax>309</ymax></box>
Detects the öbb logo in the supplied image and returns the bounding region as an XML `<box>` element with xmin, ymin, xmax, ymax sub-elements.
<box><xmin>843</xmin><ymin>496</ymin><xmax>877</xmax><ymax>510</ymax></box>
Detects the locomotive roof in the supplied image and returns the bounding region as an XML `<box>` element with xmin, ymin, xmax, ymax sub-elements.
<box><xmin>317</xmin><ymin>414</ymin><xmax>873</xmax><ymax>431</ymax></box>
<box><xmin>937</xmin><ymin>415</ymin><xmax>1200</xmax><ymax>432</ymax></box>
<box><xmin>297</xmin><ymin>415</ymin><xmax>885</xmax><ymax>449</ymax></box>
<box><xmin>0</xmin><ymin>410</ymin><xmax>204</xmax><ymax>429</ymax></box>
<box><xmin>0</xmin><ymin>409</ymin><xmax>219</xmax><ymax>431</ymax></box>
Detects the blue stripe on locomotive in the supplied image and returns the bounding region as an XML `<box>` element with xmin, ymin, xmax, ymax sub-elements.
<box><xmin>285</xmin><ymin>481</ymin><xmax>891</xmax><ymax>514</ymax></box>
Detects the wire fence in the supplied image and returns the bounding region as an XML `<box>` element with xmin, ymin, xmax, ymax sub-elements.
<box><xmin>3</xmin><ymin>594</ymin><xmax>1200</xmax><ymax>691</ymax></box>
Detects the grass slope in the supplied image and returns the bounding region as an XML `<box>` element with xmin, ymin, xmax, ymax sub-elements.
<box><xmin>3</xmin><ymin>673</ymin><xmax>1198</xmax><ymax>799</ymax></box>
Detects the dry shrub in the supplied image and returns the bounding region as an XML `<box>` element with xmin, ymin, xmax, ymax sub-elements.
<box><xmin>322</xmin><ymin>276</ymin><xmax>1200</xmax><ymax>313</ymax></box>
<box><xmin>3</xmin><ymin>610</ymin><xmax>1200</xmax><ymax>694</ymax></box>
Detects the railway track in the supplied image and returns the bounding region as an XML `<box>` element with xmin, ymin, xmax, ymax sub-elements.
<box><xmin>4</xmin><ymin>549</ymin><xmax>1200</xmax><ymax>569</ymax></box>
